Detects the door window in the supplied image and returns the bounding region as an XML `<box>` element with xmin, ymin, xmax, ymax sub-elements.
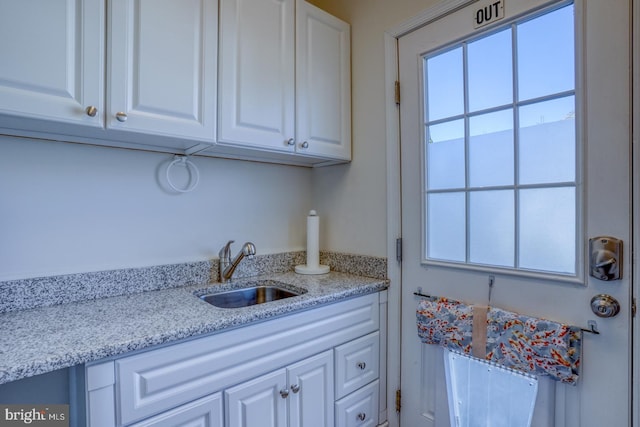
<box><xmin>423</xmin><ymin>2</ymin><xmax>577</xmax><ymax>276</ymax></box>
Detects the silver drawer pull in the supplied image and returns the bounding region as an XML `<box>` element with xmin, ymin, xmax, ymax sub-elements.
<box><xmin>357</xmin><ymin>362</ymin><xmax>366</xmax><ymax>370</ymax></box>
<box><xmin>291</xmin><ymin>384</ymin><xmax>300</xmax><ymax>393</ymax></box>
<box><xmin>357</xmin><ymin>412</ymin><xmax>366</xmax><ymax>421</ymax></box>
<box><xmin>280</xmin><ymin>389</ymin><xmax>289</xmax><ymax>398</ymax></box>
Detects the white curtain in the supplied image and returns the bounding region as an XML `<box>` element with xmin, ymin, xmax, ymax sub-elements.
<box><xmin>444</xmin><ymin>349</ymin><xmax>539</xmax><ymax>427</ymax></box>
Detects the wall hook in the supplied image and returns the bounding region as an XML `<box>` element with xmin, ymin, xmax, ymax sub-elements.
<box><xmin>165</xmin><ymin>155</ymin><xmax>200</xmax><ymax>193</ymax></box>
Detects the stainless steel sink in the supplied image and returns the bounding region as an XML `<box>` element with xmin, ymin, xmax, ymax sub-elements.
<box><xmin>199</xmin><ymin>280</ymin><xmax>305</xmax><ymax>308</ymax></box>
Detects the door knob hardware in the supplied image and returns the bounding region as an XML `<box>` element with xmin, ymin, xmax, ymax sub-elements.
<box><xmin>590</xmin><ymin>294</ymin><xmax>621</xmax><ymax>318</ymax></box>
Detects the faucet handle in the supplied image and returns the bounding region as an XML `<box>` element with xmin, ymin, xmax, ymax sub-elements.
<box><xmin>219</xmin><ymin>240</ymin><xmax>235</xmax><ymax>262</ymax></box>
<box><xmin>242</xmin><ymin>242</ymin><xmax>256</xmax><ymax>258</ymax></box>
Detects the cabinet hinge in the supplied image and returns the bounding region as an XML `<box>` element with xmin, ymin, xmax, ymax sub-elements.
<box><xmin>395</xmin><ymin>389</ymin><xmax>401</xmax><ymax>412</ymax></box>
<box><xmin>394</xmin><ymin>81</ymin><xmax>401</xmax><ymax>105</ymax></box>
<box><xmin>396</xmin><ymin>238</ymin><xmax>403</xmax><ymax>263</ymax></box>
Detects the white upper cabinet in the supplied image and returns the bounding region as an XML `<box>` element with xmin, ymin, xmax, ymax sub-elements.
<box><xmin>0</xmin><ymin>0</ymin><xmax>105</xmax><ymax>129</ymax></box>
<box><xmin>0</xmin><ymin>0</ymin><xmax>217</xmax><ymax>152</ymax></box>
<box><xmin>0</xmin><ymin>0</ymin><xmax>349</xmax><ymax>165</ymax></box>
<box><xmin>108</xmin><ymin>0</ymin><xmax>217</xmax><ymax>144</ymax></box>
<box><xmin>216</xmin><ymin>0</ymin><xmax>351</xmax><ymax>163</ymax></box>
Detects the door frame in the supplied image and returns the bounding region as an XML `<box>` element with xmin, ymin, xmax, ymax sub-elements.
<box><xmin>383</xmin><ymin>1</ymin><xmax>639</xmax><ymax>426</ymax></box>
<box><xmin>633</xmin><ymin>0</ymin><xmax>639</xmax><ymax>425</ymax></box>
<box><xmin>383</xmin><ymin>4</ymin><xmax>478</xmax><ymax>426</ymax></box>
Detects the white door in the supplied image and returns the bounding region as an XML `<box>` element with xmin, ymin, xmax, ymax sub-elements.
<box><xmin>398</xmin><ymin>0</ymin><xmax>631</xmax><ymax>426</ymax></box>
<box><xmin>0</xmin><ymin>0</ymin><xmax>104</xmax><ymax>129</ymax></box>
<box><xmin>108</xmin><ymin>0</ymin><xmax>217</xmax><ymax>142</ymax></box>
<box><xmin>295</xmin><ymin>0</ymin><xmax>351</xmax><ymax>160</ymax></box>
<box><xmin>225</xmin><ymin>368</ymin><xmax>288</xmax><ymax>427</ymax></box>
<box><xmin>217</xmin><ymin>0</ymin><xmax>295</xmax><ymax>152</ymax></box>
<box><xmin>288</xmin><ymin>350</ymin><xmax>334</xmax><ymax>427</ymax></box>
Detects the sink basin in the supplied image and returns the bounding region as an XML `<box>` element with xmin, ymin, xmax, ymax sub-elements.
<box><xmin>199</xmin><ymin>280</ymin><xmax>305</xmax><ymax>308</ymax></box>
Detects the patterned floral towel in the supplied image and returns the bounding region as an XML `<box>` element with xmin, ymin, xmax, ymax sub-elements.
<box><xmin>486</xmin><ymin>307</ymin><xmax>581</xmax><ymax>385</ymax></box>
<box><xmin>416</xmin><ymin>297</ymin><xmax>473</xmax><ymax>354</ymax></box>
<box><xmin>416</xmin><ymin>299</ymin><xmax>582</xmax><ymax>385</ymax></box>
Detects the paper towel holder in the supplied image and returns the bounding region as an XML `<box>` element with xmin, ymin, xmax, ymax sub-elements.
<box><xmin>295</xmin><ymin>210</ymin><xmax>330</xmax><ymax>275</ymax></box>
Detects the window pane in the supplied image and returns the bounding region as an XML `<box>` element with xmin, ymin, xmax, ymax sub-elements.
<box><xmin>427</xmin><ymin>119</ymin><xmax>465</xmax><ymax>189</ymax></box>
<box><xmin>426</xmin><ymin>47</ymin><xmax>464</xmax><ymax>121</ymax></box>
<box><xmin>519</xmin><ymin>96</ymin><xmax>575</xmax><ymax>185</ymax></box>
<box><xmin>519</xmin><ymin>187</ymin><xmax>576</xmax><ymax>274</ymax></box>
<box><xmin>468</xmin><ymin>29</ymin><xmax>513</xmax><ymax>112</ymax></box>
<box><xmin>469</xmin><ymin>109</ymin><xmax>514</xmax><ymax>187</ymax></box>
<box><xmin>427</xmin><ymin>192</ymin><xmax>466</xmax><ymax>262</ymax></box>
<box><xmin>517</xmin><ymin>5</ymin><xmax>575</xmax><ymax>101</ymax></box>
<box><xmin>469</xmin><ymin>190</ymin><xmax>514</xmax><ymax>267</ymax></box>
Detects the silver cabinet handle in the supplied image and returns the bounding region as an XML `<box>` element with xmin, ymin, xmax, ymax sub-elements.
<box><xmin>300</xmin><ymin>141</ymin><xmax>309</xmax><ymax>149</ymax></box>
<box><xmin>279</xmin><ymin>389</ymin><xmax>289</xmax><ymax>399</ymax></box>
<box><xmin>86</xmin><ymin>106</ymin><xmax>98</xmax><ymax>117</ymax></box>
<box><xmin>286</xmin><ymin>138</ymin><xmax>295</xmax><ymax>146</ymax></box>
<box><xmin>291</xmin><ymin>384</ymin><xmax>300</xmax><ymax>393</ymax></box>
<box><xmin>115</xmin><ymin>112</ymin><xmax>128</xmax><ymax>122</ymax></box>
<box><xmin>357</xmin><ymin>413</ymin><xmax>366</xmax><ymax>421</ymax></box>
<box><xmin>357</xmin><ymin>362</ymin><xmax>366</xmax><ymax>370</ymax></box>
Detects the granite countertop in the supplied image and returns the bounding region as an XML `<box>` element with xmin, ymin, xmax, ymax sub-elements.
<box><xmin>0</xmin><ymin>271</ymin><xmax>387</xmax><ymax>385</ymax></box>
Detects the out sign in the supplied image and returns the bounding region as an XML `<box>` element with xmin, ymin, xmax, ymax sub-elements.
<box><xmin>474</xmin><ymin>0</ymin><xmax>505</xmax><ymax>29</ymax></box>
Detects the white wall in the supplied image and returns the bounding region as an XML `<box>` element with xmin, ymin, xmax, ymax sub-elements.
<box><xmin>310</xmin><ymin>0</ymin><xmax>438</xmax><ymax>258</ymax></box>
<box><xmin>0</xmin><ymin>136</ymin><xmax>312</xmax><ymax>281</ymax></box>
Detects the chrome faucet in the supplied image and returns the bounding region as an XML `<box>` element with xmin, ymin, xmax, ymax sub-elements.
<box><xmin>219</xmin><ymin>240</ymin><xmax>256</xmax><ymax>282</ymax></box>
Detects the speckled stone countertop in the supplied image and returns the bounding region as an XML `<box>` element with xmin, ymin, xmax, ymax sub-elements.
<box><xmin>0</xmin><ymin>271</ymin><xmax>387</xmax><ymax>385</ymax></box>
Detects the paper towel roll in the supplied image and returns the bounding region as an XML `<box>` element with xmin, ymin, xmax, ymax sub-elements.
<box><xmin>295</xmin><ymin>210</ymin><xmax>330</xmax><ymax>275</ymax></box>
<box><xmin>306</xmin><ymin>210</ymin><xmax>320</xmax><ymax>268</ymax></box>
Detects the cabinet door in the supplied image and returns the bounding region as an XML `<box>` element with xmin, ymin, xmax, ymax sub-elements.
<box><xmin>0</xmin><ymin>0</ymin><xmax>104</xmax><ymax>128</ymax></box>
<box><xmin>130</xmin><ymin>393</ymin><xmax>223</xmax><ymax>427</ymax></box>
<box><xmin>295</xmin><ymin>0</ymin><xmax>351</xmax><ymax>160</ymax></box>
<box><xmin>225</xmin><ymin>369</ymin><xmax>288</xmax><ymax>427</ymax></box>
<box><xmin>108</xmin><ymin>0</ymin><xmax>217</xmax><ymax>142</ymax></box>
<box><xmin>288</xmin><ymin>350</ymin><xmax>334</xmax><ymax>427</ymax></box>
<box><xmin>218</xmin><ymin>0</ymin><xmax>295</xmax><ymax>152</ymax></box>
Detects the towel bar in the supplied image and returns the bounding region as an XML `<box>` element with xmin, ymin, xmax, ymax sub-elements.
<box><xmin>413</xmin><ymin>289</ymin><xmax>600</xmax><ymax>335</ymax></box>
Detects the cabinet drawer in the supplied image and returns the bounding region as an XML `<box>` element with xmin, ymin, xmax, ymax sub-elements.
<box><xmin>335</xmin><ymin>380</ymin><xmax>379</xmax><ymax>427</ymax></box>
<box><xmin>334</xmin><ymin>332</ymin><xmax>379</xmax><ymax>399</ymax></box>
<box><xmin>130</xmin><ymin>393</ymin><xmax>223</xmax><ymax>427</ymax></box>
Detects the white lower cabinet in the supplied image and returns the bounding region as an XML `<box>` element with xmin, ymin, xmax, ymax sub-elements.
<box><xmin>225</xmin><ymin>350</ymin><xmax>333</xmax><ymax>427</ymax></box>
<box><xmin>85</xmin><ymin>293</ymin><xmax>383</xmax><ymax>427</ymax></box>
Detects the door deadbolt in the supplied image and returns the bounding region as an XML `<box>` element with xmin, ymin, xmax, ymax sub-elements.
<box><xmin>589</xmin><ymin>236</ymin><xmax>622</xmax><ymax>281</ymax></box>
